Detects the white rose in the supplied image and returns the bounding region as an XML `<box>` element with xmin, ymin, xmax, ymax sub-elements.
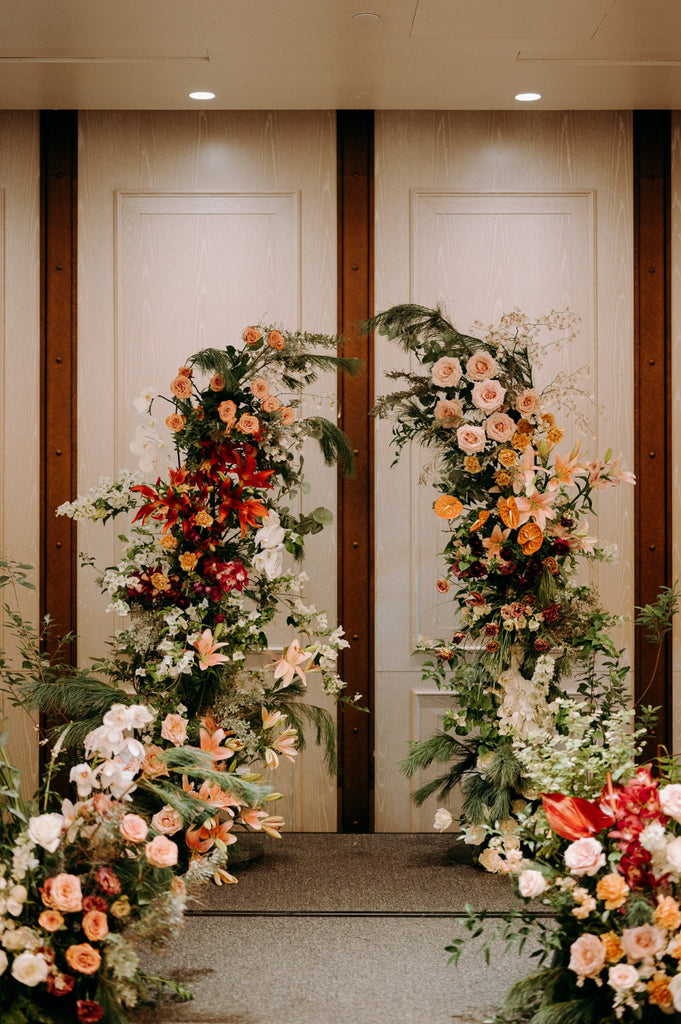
<box><xmin>564</xmin><ymin>837</ymin><xmax>606</xmax><ymax>876</ymax></box>
<box><xmin>10</xmin><ymin>951</ymin><xmax>49</xmax><ymax>987</ymax></box>
<box><xmin>479</xmin><ymin>847</ymin><xmax>504</xmax><ymax>872</ymax></box>
<box><xmin>608</xmin><ymin>963</ymin><xmax>640</xmax><ymax>992</ymax></box>
<box><xmin>669</xmin><ymin>973</ymin><xmax>681</xmax><ymax>1011</ymax></box>
<box><xmin>517</xmin><ymin>869</ymin><xmax>547</xmax><ymax>899</ymax></box>
<box><xmin>433</xmin><ymin>808</ymin><xmax>453</xmax><ymax>832</ymax></box>
<box><xmin>666</xmin><ymin>836</ymin><xmax>681</xmax><ymax>873</ymax></box>
<box><xmin>27</xmin><ymin>813</ymin><xmax>64</xmax><ymax>854</ymax></box>
<box><xmin>3</xmin><ymin>927</ymin><xmax>38</xmax><ymax>952</ymax></box>
<box><xmin>660</xmin><ymin>785</ymin><xmax>681</xmax><ymax>823</ymax></box>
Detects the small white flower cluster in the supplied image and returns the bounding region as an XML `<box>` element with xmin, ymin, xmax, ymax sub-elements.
<box><xmin>56</xmin><ymin>470</ymin><xmax>140</xmax><ymax>521</ymax></box>
<box><xmin>496</xmin><ymin>652</ymin><xmax>555</xmax><ymax>740</ymax></box>
<box><xmin>70</xmin><ymin>702</ymin><xmax>156</xmax><ymax>801</ymax></box>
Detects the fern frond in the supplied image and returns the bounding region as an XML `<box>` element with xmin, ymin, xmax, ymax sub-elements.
<box><xmin>530</xmin><ymin>1000</ymin><xmax>598</xmax><ymax>1024</ymax></box>
<box><xmin>399</xmin><ymin>731</ymin><xmax>474</xmax><ymax>777</ymax></box>
<box><xmin>20</xmin><ymin>674</ymin><xmax>126</xmax><ymax>727</ymax></box>
<box><xmin>501</xmin><ymin>969</ymin><xmax>563</xmax><ymax>1018</ymax></box>
<box><xmin>302</xmin><ymin>416</ymin><xmax>356</xmax><ymax>476</ymax></box>
<box><xmin>280</xmin><ymin>702</ymin><xmax>337</xmax><ymax>771</ymax></box>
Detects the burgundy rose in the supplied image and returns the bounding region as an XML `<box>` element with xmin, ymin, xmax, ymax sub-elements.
<box><xmin>94</xmin><ymin>866</ymin><xmax>121</xmax><ymax>896</ymax></box>
<box><xmin>542</xmin><ymin>604</ymin><xmax>560</xmax><ymax>624</ymax></box>
<box><xmin>82</xmin><ymin>895</ymin><xmax>108</xmax><ymax>914</ymax></box>
<box><xmin>534</xmin><ymin>637</ymin><xmax>552</xmax><ymax>652</ymax></box>
<box><xmin>47</xmin><ymin>972</ymin><xmax>75</xmax><ymax>997</ymax></box>
<box><xmin>560</xmin><ymin>515</ymin><xmax>574</xmax><ymax>528</ymax></box>
<box><xmin>483</xmin><ymin>622</ymin><xmax>499</xmax><ymax>637</ymax></box>
<box><xmin>485</xmin><ymin>640</ymin><xmax>500</xmax><ymax>653</ymax></box>
<box><xmin>452</xmin><ymin>631</ymin><xmax>467</xmax><ymax>645</ymax></box>
<box><xmin>498</xmin><ymin>561</ymin><xmax>516</xmax><ymax>576</ymax></box>
<box><xmin>552</xmin><ymin>539</ymin><xmax>571</xmax><ymax>557</ymax></box>
<box><xmin>500</xmin><ymin>546</ymin><xmax>515</xmax><ymax>561</ymax></box>
<box><xmin>469</xmin><ymin>562</ymin><xmax>487</xmax><ymax>578</ymax></box>
<box><xmin>77</xmin><ymin>1000</ymin><xmax>105</xmax><ymax>1024</ymax></box>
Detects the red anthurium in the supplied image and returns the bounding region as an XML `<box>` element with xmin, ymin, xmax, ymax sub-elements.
<box><xmin>541</xmin><ymin>792</ymin><xmax>615</xmax><ymax>840</ymax></box>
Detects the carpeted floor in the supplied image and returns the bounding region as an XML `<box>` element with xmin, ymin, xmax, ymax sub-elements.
<box><xmin>133</xmin><ymin>833</ymin><xmax>547</xmax><ymax>1024</ymax></box>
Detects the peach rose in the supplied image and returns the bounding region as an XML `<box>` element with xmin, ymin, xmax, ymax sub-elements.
<box><xmin>242</xmin><ymin>327</ymin><xmax>262</xmax><ymax>346</ymax></box>
<box><xmin>660</xmin><ymin>784</ymin><xmax>681</xmax><ymax>823</ymax></box>
<box><xmin>466</xmin><ymin>349</ymin><xmax>498</xmax><ymax>381</ymax></box>
<box><xmin>266</xmin><ymin>330</ymin><xmax>285</xmax><ymax>351</ymax></box>
<box><xmin>160</xmin><ymin>713</ymin><xmax>188</xmax><ymax>747</ymax></box>
<box><xmin>177</xmin><ymin>366</ymin><xmax>192</xmax><ymax>378</ymax></box>
<box><xmin>142</xmin><ymin>744</ymin><xmax>169</xmax><ymax>779</ymax></box>
<box><xmin>655</xmin><ymin>895</ymin><xmax>681</xmax><ymax>930</ymax></box>
<box><xmin>150</xmin><ymin>572</ymin><xmax>170</xmax><ymax>592</ymax></box>
<box><xmin>165</xmin><ymin>413</ymin><xmax>186</xmax><ymax>432</ymax></box>
<box><xmin>279</xmin><ymin>406</ymin><xmax>295</xmax><ymax>425</ymax></box>
<box><xmin>237</xmin><ymin>414</ymin><xmax>260</xmax><ymax>435</ymax></box>
<box><xmin>434</xmin><ymin>398</ymin><xmax>463</xmax><ymax>427</ymax></box>
<box><xmin>456</xmin><ymin>424</ymin><xmax>487</xmax><ymax>454</ymax></box>
<box><xmin>608</xmin><ymin>963</ymin><xmax>640</xmax><ymax>992</ymax></box>
<box><xmin>209</xmin><ymin>374</ymin><xmax>225</xmax><ymax>391</ymax></box>
<box><xmin>145</xmin><ymin>835</ymin><xmax>179</xmax><ymax>868</ymax></box>
<box><xmin>431</xmin><ymin>356</ymin><xmax>462</xmax><ymax>388</ymax></box>
<box><xmin>517</xmin><ymin>869</ymin><xmax>547</xmax><ymax>899</ymax></box>
<box><xmin>621</xmin><ymin>924</ymin><xmax>666</xmax><ymax>962</ymax></box>
<box><xmin>568</xmin><ymin>933</ymin><xmax>606</xmax><ymax>979</ymax></box>
<box><xmin>65</xmin><ymin>943</ymin><xmax>101</xmax><ymax>975</ymax></box>
<box><xmin>195</xmin><ymin>509</ymin><xmax>213</xmax><ymax>528</ymax></box>
<box><xmin>119</xmin><ymin>813</ymin><xmax>149</xmax><ymax>845</ymax></box>
<box><xmin>151</xmin><ymin>805</ymin><xmax>184</xmax><ymax>836</ymax></box>
<box><xmin>82</xmin><ymin>910</ymin><xmax>109</xmax><ymax>942</ymax></box>
<box><xmin>596</xmin><ymin>873</ymin><xmax>629</xmax><ymax>910</ymax></box>
<box><xmin>169</xmin><ymin>376</ymin><xmax>192</xmax><ymax>400</ymax></box>
<box><xmin>498</xmin><ymin>448</ymin><xmax>518</xmax><ymax>468</ymax></box>
<box><xmin>38</xmin><ymin>909</ymin><xmax>64</xmax><ymax>932</ymax></box>
<box><xmin>49</xmin><ymin>874</ymin><xmax>83</xmax><ymax>914</ymax></box>
<box><xmin>436</xmin><ymin>578</ymin><xmax>450</xmax><ymax>594</ymax></box>
<box><xmin>485</xmin><ymin>412</ymin><xmax>516</xmax><ymax>443</ymax></box>
<box><xmin>564</xmin><ymin>837</ymin><xmax>606</xmax><ymax>876</ymax></box>
<box><xmin>515</xmin><ymin>389</ymin><xmax>539</xmax><ymax>416</ymax></box>
<box><xmin>218</xmin><ymin>400</ymin><xmax>237</xmax><ymax>423</ymax></box>
<box><xmin>159</xmin><ymin>534</ymin><xmax>178</xmax><ymax>551</ymax></box>
<box><xmin>261</xmin><ymin>395</ymin><xmax>281</xmax><ymax>414</ymax></box>
<box><xmin>250</xmin><ymin>379</ymin><xmax>269</xmax><ymax>399</ymax></box>
<box><xmin>471</xmin><ymin>379</ymin><xmax>506</xmax><ymax>413</ymax></box>
<box><xmin>179</xmin><ymin>552</ymin><xmax>198</xmax><ymax>572</ymax></box>
<box><xmin>602</xmin><ymin>931</ymin><xmax>624</xmax><ymax>963</ymax></box>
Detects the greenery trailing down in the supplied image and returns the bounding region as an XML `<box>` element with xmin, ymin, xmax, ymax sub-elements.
<box><xmin>400</xmin><ymin>731</ymin><xmax>477</xmax><ymax>806</ymax></box>
<box><xmin>302</xmin><ymin>415</ymin><xmax>356</xmax><ymax>476</ymax></box>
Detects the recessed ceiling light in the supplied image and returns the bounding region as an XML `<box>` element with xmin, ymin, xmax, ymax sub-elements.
<box><xmin>189</xmin><ymin>91</ymin><xmax>215</xmax><ymax>101</ymax></box>
<box><xmin>515</xmin><ymin>92</ymin><xmax>542</xmax><ymax>102</ymax></box>
<box><xmin>352</xmin><ymin>12</ymin><xmax>380</xmax><ymax>22</ymax></box>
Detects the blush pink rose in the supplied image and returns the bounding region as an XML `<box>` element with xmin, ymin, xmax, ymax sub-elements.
<box><xmin>620</xmin><ymin>924</ymin><xmax>666</xmax><ymax>962</ymax></box>
<box><xmin>659</xmin><ymin>784</ymin><xmax>681</xmax><ymax>823</ymax></box>
<box><xmin>466</xmin><ymin>349</ymin><xmax>498</xmax><ymax>381</ymax></box>
<box><xmin>151</xmin><ymin>805</ymin><xmax>183</xmax><ymax>836</ymax></box>
<box><xmin>568</xmin><ymin>933</ymin><xmax>606</xmax><ymax>979</ymax></box>
<box><xmin>564</xmin><ymin>837</ymin><xmax>606</xmax><ymax>876</ymax></box>
<box><xmin>471</xmin><ymin>379</ymin><xmax>506</xmax><ymax>413</ymax></box>
<box><xmin>434</xmin><ymin>398</ymin><xmax>464</xmax><ymax>428</ymax></box>
<box><xmin>119</xmin><ymin>813</ymin><xmax>149</xmax><ymax>844</ymax></box>
<box><xmin>456</xmin><ymin>424</ymin><xmax>487</xmax><ymax>455</ymax></box>
<box><xmin>431</xmin><ymin>356</ymin><xmax>462</xmax><ymax>388</ymax></box>
<box><xmin>49</xmin><ymin>874</ymin><xmax>83</xmax><ymax>914</ymax></box>
<box><xmin>517</xmin><ymin>869</ymin><xmax>547</xmax><ymax>899</ymax></box>
<box><xmin>160</xmin><ymin>713</ymin><xmax>188</xmax><ymax>747</ymax></box>
<box><xmin>515</xmin><ymin>389</ymin><xmax>540</xmax><ymax>416</ymax></box>
<box><xmin>608</xmin><ymin>963</ymin><xmax>640</xmax><ymax>992</ymax></box>
<box><xmin>145</xmin><ymin>835</ymin><xmax>179</xmax><ymax>868</ymax></box>
<box><xmin>250</xmin><ymin>378</ymin><xmax>269</xmax><ymax>399</ymax></box>
<box><xmin>485</xmin><ymin>412</ymin><xmax>516</xmax><ymax>442</ymax></box>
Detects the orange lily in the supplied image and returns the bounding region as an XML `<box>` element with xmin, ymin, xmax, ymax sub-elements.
<box><xmin>542</xmin><ymin>792</ymin><xmax>615</xmax><ymax>840</ymax></box>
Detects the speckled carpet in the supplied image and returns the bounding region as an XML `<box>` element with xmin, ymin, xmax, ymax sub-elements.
<box><xmin>133</xmin><ymin>834</ymin><xmax>546</xmax><ymax>1024</ymax></box>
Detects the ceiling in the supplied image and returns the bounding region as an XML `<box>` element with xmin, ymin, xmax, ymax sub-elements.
<box><xmin>2</xmin><ymin>0</ymin><xmax>681</xmax><ymax>111</ymax></box>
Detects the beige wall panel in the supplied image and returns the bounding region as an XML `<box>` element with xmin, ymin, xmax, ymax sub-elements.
<box><xmin>374</xmin><ymin>111</ymin><xmax>634</xmax><ymax>831</ymax></box>
<box><xmin>0</xmin><ymin>112</ymin><xmax>40</xmax><ymax>794</ymax></box>
<box><xmin>78</xmin><ymin>111</ymin><xmax>338</xmax><ymax>830</ymax></box>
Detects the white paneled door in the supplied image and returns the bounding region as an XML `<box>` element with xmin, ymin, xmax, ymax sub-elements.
<box><xmin>373</xmin><ymin>112</ymin><xmax>634</xmax><ymax>831</ymax></box>
<box><xmin>77</xmin><ymin>112</ymin><xmax>338</xmax><ymax>830</ymax></box>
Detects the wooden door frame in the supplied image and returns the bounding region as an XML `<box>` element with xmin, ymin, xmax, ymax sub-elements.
<box><xmin>39</xmin><ymin>109</ymin><xmax>673</xmax><ymax>824</ymax></box>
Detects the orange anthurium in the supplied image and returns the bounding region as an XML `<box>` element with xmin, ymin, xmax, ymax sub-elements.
<box><xmin>542</xmin><ymin>792</ymin><xmax>615</xmax><ymax>840</ymax></box>
<box><xmin>497</xmin><ymin>495</ymin><xmax>520</xmax><ymax>529</ymax></box>
<box><xmin>518</xmin><ymin>521</ymin><xmax>544</xmax><ymax>555</ymax></box>
<box><xmin>470</xmin><ymin>509</ymin><xmax>491</xmax><ymax>533</ymax></box>
<box><xmin>434</xmin><ymin>495</ymin><xmax>463</xmax><ymax>519</ymax></box>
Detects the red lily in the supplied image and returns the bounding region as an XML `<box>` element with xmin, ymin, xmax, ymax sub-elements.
<box><xmin>542</xmin><ymin>792</ymin><xmax>615</xmax><ymax>840</ymax></box>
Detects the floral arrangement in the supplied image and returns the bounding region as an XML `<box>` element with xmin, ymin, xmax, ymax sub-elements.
<box><xmin>369</xmin><ymin>304</ymin><xmax>634</xmax><ymax>849</ymax></box>
<box><xmin>35</xmin><ymin>324</ymin><xmax>360</xmax><ymax>877</ymax></box>
<box><xmin>0</xmin><ymin>695</ymin><xmax>210</xmax><ymax>1024</ymax></box>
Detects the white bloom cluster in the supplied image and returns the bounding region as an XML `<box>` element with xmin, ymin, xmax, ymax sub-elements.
<box><xmin>496</xmin><ymin>652</ymin><xmax>555</xmax><ymax>740</ymax></box>
<box><xmin>70</xmin><ymin>702</ymin><xmax>156</xmax><ymax>801</ymax></box>
<box><xmin>56</xmin><ymin>470</ymin><xmax>140</xmax><ymax>521</ymax></box>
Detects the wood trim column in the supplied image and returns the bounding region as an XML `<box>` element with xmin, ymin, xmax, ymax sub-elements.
<box><xmin>633</xmin><ymin>110</ymin><xmax>672</xmax><ymax>756</ymax></box>
<box><xmin>337</xmin><ymin>111</ymin><xmax>374</xmax><ymax>831</ymax></box>
<box><xmin>40</xmin><ymin>111</ymin><xmax>78</xmax><ymax>661</ymax></box>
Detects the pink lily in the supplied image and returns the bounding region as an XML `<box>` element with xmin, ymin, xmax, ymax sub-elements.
<box><xmin>514</xmin><ymin>447</ymin><xmax>543</xmax><ymax>492</ymax></box>
<box><xmin>192</xmin><ymin>628</ymin><xmax>230</xmax><ymax>671</ymax></box>
<box><xmin>515</xmin><ymin>486</ymin><xmax>557</xmax><ymax>531</ymax></box>
<box><xmin>272</xmin><ymin>726</ymin><xmax>299</xmax><ymax>762</ymax></box>
<box><xmin>272</xmin><ymin>638</ymin><xmax>311</xmax><ymax>687</ymax></box>
<box><xmin>547</xmin><ymin>440</ymin><xmax>585</xmax><ymax>491</ymax></box>
<box><xmin>481</xmin><ymin>524</ymin><xmax>510</xmax><ymax>561</ymax></box>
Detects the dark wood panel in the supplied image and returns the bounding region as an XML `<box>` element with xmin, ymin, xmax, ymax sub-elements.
<box><xmin>336</xmin><ymin>111</ymin><xmax>374</xmax><ymax>831</ymax></box>
<box><xmin>40</xmin><ymin>111</ymin><xmax>78</xmax><ymax>662</ymax></box>
<box><xmin>633</xmin><ymin>111</ymin><xmax>672</xmax><ymax>757</ymax></box>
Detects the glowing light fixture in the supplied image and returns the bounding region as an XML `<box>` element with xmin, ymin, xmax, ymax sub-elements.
<box><xmin>515</xmin><ymin>92</ymin><xmax>541</xmax><ymax>102</ymax></box>
<box><xmin>189</xmin><ymin>91</ymin><xmax>216</xmax><ymax>100</ymax></box>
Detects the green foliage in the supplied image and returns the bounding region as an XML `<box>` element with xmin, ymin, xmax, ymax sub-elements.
<box><xmin>303</xmin><ymin>415</ymin><xmax>356</xmax><ymax>476</ymax></box>
<box><xmin>635</xmin><ymin>580</ymin><xmax>679</xmax><ymax>645</ymax></box>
